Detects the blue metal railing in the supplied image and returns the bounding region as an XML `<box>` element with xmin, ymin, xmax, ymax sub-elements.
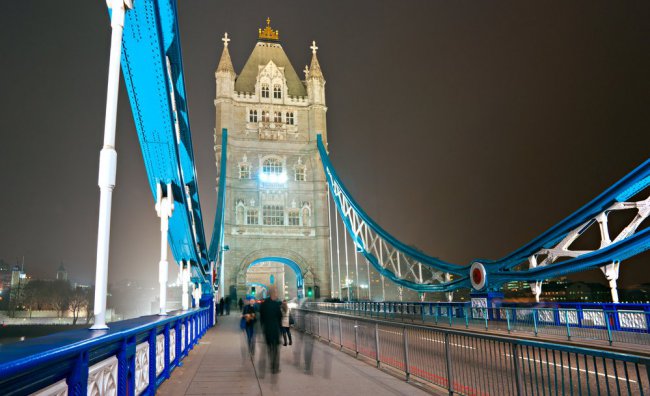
<box><xmin>297</xmin><ymin>308</ymin><xmax>650</xmax><ymax>395</ymax></box>
<box><xmin>0</xmin><ymin>308</ymin><xmax>210</xmax><ymax>395</ymax></box>
<box><xmin>308</xmin><ymin>301</ymin><xmax>650</xmax><ymax>347</ymax></box>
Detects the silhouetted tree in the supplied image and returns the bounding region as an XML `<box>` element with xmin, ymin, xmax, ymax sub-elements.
<box><xmin>51</xmin><ymin>280</ymin><xmax>71</xmax><ymax>318</ymax></box>
<box><xmin>69</xmin><ymin>287</ymin><xmax>88</xmax><ymax>325</ymax></box>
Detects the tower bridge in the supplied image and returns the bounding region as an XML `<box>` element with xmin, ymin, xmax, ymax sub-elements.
<box><xmin>1</xmin><ymin>1</ymin><xmax>649</xmax><ymax>395</ymax></box>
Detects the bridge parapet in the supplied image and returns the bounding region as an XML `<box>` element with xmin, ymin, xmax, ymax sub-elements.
<box><xmin>308</xmin><ymin>301</ymin><xmax>650</xmax><ymax>347</ymax></box>
<box><xmin>0</xmin><ymin>308</ymin><xmax>210</xmax><ymax>395</ymax></box>
<box><xmin>295</xmin><ymin>307</ymin><xmax>650</xmax><ymax>395</ymax></box>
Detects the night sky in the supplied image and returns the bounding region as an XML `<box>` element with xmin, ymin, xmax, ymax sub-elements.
<box><xmin>1</xmin><ymin>1</ymin><xmax>648</xmax><ymax>288</ymax></box>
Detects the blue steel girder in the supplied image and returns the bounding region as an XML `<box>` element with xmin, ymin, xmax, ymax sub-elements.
<box><xmin>115</xmin><ymin>0</ymin><xmax>209</xmax><ymax>282</ymax></box>
<box><xmin>317</xmin><ymin>135</ymin><xmax>650</xmax><ymax>292</ymax></box>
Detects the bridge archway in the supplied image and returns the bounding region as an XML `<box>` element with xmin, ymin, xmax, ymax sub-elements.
<box><xmin>236</xmin><ymin>254</ymin><xmax>307</xmax><ymax>300</ymax></box>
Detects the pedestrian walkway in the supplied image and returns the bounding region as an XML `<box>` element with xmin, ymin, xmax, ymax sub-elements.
<box><xmin>158</xmin><ymin>315</ymin><xmax>433</xmax><ymax>395</ymax></box>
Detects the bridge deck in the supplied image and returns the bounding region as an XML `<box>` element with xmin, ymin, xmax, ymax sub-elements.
<box><xmin>158</xmin><ymin>315</ymin><xmax>433</xmax><ymax>395</ymax></box>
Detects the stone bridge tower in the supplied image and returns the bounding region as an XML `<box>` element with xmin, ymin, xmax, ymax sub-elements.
<box><xmin>214</xmin><ymin>19</ymin><xmax>330</xmax><ymax>301</ymax></box>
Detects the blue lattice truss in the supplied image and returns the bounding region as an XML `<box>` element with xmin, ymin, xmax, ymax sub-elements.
<box><xmin>318</xmin><ymin>135</ymin><xmax>650</xmax><ymax>292</ymax></box>
<box><xmin>116</xmin><ymin>1</ymin><xmax>230</xmax><ymax>292</ymax></box>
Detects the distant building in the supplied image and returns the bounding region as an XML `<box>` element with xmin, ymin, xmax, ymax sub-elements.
<box><xmin>56</xmin><ymin>263</ymin><xmax>68</xmax><ymax>281</ymax></box>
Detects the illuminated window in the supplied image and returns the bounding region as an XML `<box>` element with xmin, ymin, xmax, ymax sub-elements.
<box><xmin>288</xmin><ymin>210</ymin><xmax>300</xmax><ymax>226</ymax></box>
<box><xmin>261</xmin><ymin>84</ymin><xmax>269</xmax><ymax>98</ymax></box>
<box><xmin>273</xmin><ymin>85</ymin><xmax>282</xmax><ymax>99</ymax></box>
<box><xmin>263</xmin><ymin>205</ymin><xmax>284</xmax><ymax>226</ymax></box>
<box><xmin>295</xmin><ymin>167</ymin><xmax>305</xmax><ymax>181</ymax></box>
<box><xmin>261</xmin><ymin>111</ymin><xmax>270</xmax><ymax>122</ymax></box>
<box><xmin>239</xmin><ymin>164</ymin><xmax>250</xmax><ymax>179</ymax></box>
<box><xmin>260</xmin><ymin>157</ymin><xmax>286</xmax><ymax>183</ymax></box>
<box><xmin>248</xmin><ymin>109</ymin><xmax>258</xmax><ymax>122</ymax></box>
<box><xmin>274</xmin><ymin>112</ymin><xmax>282</xmax><ymax>123</ymax></box>
<box><xmin>286</xmin><ymin>112</ymin><xmax>294</xmax><ymax>125</ymax></box>
<box><xmin>262</xmin><ymin>158</ymin><xmax>283</xmax><ymax>175</ymax></box>
<box><xmin>246</xmin><ymin>209</ymin><xmax>258</xmax><ymax>225</ymax></box>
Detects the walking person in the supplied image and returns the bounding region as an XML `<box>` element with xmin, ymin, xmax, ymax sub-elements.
<box><xmin>238</xmin><ymin>297</ymin><xmax>244</xmax><ymax>311</ymax></box>
<box><xmin>259</xmin><ymin>286</ymin><xmax>282</xmax><ymax>374</ymax></box>
<box><xmin>219</xmin><ymin>297</ymin><xmax>225</xmax><ymax>316</ymax></box>
<box><xmin>225</xmin><ymin>296</ymin><xmax>231</xmax><ymax>315</ymax></box>
<box><xmin>281</xmin><ymin>300</ymin><xmax>292</xmax><ymax>346</ymax></box>
<box><xmin>241</xmin><ymin>297</ymin><xmax>257</xmax><ymax>355</ymax></box>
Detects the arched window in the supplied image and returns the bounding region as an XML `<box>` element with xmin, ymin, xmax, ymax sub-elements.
<box><xmin>262</xmin><ymin>158</ymin><xmax>283</xmax><ymax>175</ymax></box>
<box><xmin>301</xmin><ymin>205</ymin><xmax>311</xmax><ymax>227</ymax></box>
<box><xmin>239</xmin><ymin>163</ymin><xmax>250</xmax><ymax>179</ymax></box>
<box><xmin>246</xmin><ymin>208</ymin><xmax>259</xmax><ymax>225</ymax></box>
<box><xmin>261</xmin><ymin>111</ymin><xmax>270</xmax><ymax>122</ymax></box>
<box><xmin>274</xmin><ymin>111</ymin><xmax>282</xmax><ymax>123</ymax></box>
<box><xmin>248</xmin><ymin>109</ymin><xmax>257</xmax><ymax>123</ymax></box>
<box><xmin>273</xmin><ymin>85</ymin><xmax>282</xmax><ymax>99</ymax></box>
<box><xmin>286</xmin><ymin>112</ymin><xmax>294</xmax><ymax>125</ymax></box>
<box><xmin>288</xmin><ymin>209</ymin><xmax>300</xmax><ymax>226</ymax></box>
<box><xmin>235</xmin><ymin>203</ymin><xmax>245</xmax><ymax>225</ymax></box>
<box><xmin>261</xmin><ymin>84</ymin><xmax>270</xmax><ymax>98</ymax></box>
<box><xmin>260</xmin><ymin>157</ymin><xmax>286</xmax><ymax>183</ymax></box>
<box><xmin>295</xmin><ymin>167</ymin><xmax>306</xmax><ymax>181</ymax></box>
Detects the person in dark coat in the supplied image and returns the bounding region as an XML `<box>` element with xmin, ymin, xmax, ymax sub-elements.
<box><xmin>259</xmin><ymin>286</ymin><xmax>282</xmax><ymax>374</ymax></box>
<box><xmin>242</xmin><ymin>297</ymin><xmax>257</xmax><ymax>355</ymax></box>
<box><xmin>219</xmin><ymin>297</ymin><xmax>225</xmax><ymax>316</ymax></box>
<box><xmin>238</xmin><ymin>297</ymin><xmax>244</xmax><ymax>311</ymax></box>
<box><xmin>225</xmin><ymin>295</ymin><xmax>231</xmax><ymax>315</ymax></box>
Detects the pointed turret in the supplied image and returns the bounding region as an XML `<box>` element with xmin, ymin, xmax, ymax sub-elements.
<box><xmin>307</xmin><ymin>41</ymin><xmax>324</xmax><ymax>80</ymax></box>
<box><xmin>216</xmin><ymin>32</ymin><xmax>235</xmax><ymax>98</ymax></box>
<box><xmin>306</xmin><ymin>41</ymin><xmax>326</xmax><ymax>106</ymax></box>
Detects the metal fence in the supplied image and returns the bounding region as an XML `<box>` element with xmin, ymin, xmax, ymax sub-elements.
<box><xmin>295</xmin><ymin>308</ymin><xmax>650</xmax><ymax>396</ymax></box>
<box><xmin>308</xmin><ymin>302</ymin><xmax>650</xmax><ymax>347</ymax></box>
<box><xmin>0</xmin><ymin>307</ymin><xmax>211</xmax><ymax>395</ymax></box>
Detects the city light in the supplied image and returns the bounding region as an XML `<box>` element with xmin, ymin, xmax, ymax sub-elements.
<box><xmin>259</xmin><ymin>172</ymin><xmax>288</xmax><ymax>184</ymax></box>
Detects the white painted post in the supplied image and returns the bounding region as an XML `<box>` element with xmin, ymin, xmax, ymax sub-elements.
<box><xmin>182</xmin><ymin>261</ymin><xmax>190</xmax><ymax>310</ymax></box>
<box><xmin>91</xmin><ymin>0</ymin><xmax>133</xmax><ymax>330</ymax></box>
<box><xmin>344</xmin><ymin>225</ymin><xmax>350</xmax><ymax>301</ymax></box>
<box><xmin>193</xmin><ymin>284</ymin><xmax>202</xmax><ymax>307</ymax></box>
<box><xmin>335</xmin><ymin>206</ymin><xmax>342</xmax><ymax>298</ymax></box>
<box><xmin>601</xmin><ymin>261</ymin><xmax>620</xmax><ymax>303</ymax></box>
<box><xmin>156</xmin><ymin>183</ymin><xmax>175</xmax><ymax>315</ymax></box>
<box><xmin>327</xmin><ymin>186</ymin><xmax>335</xmax><ymax>298</ymax></box>
<box><xmin>445</xmin><ymin>273</ymin><xmax>453</xmax><ymax>302</ymax></box>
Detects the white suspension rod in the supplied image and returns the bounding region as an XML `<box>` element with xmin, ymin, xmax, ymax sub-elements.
<box><xmin>327</xmin><ymin>185</ymin><xmax>335</xmax><ymax>298</ymax></box>
<box><xmin>344</xmin><ymin>223</ymin><xmax>350</xmax><ymax>301</ymax></box>
<box><xmin>91</xmin><ymin>0</ymin><xmax>132</xmax><ymax>330</ymax></box>
<box><xmin>354</xmin><ymin>246</ymin><xmax>360</xmax><ymax>301</ymax></box>
<box><xmin>335</xmin><ymin>205</ymin><xmax>342</xmax><ymax>298</ymax></box>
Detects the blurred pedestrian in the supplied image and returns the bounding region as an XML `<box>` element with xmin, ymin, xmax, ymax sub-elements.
<box><xmin>238</xmin><ymin>297</ymin><xmax>244</xmax><ymax>311</ymax></box>
<box><xmin>259</xmin><ymin>286</ymin><xmax>282</xmax><ymax>374</ymax></box>
<box><xmin>225</xmin><ymin>296</ymin><xmax>231</xmax><ymax>315</ymax></box>
<box><xmin>281</xmin><ymin>300</ymin><xmax>292</xmax><ymax>346</ymax></box>
<box><xmin>219</xmin><ymin>297</ymin><xmax>225</xmax><ymax>316</ymax></box>
<box><xmin>242</xmin><ymin>297</ymin><xmax>257</xmax><ymax>354</ymax></box>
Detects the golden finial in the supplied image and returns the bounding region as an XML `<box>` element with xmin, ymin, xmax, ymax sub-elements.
<box><xmin>258</xmin><ymin>17</ymin><xmax>279</xmax><ymax>41</ymax></box>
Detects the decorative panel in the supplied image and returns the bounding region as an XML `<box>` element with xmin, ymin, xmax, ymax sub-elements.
<box><xmin>87</xmin><ymin>356</ymin><xmax>118</xmax><ymax>396</ymax></box>
<box><xmin>156</xmin><ymin>334</ymin><xmax>165</xmax><ymax>376</ymax></box>
<box><xmin>135</xmin><ymin>342</ymin><xmax>149</xmax><ymax>396</ymax></box>
<box><xmin>558</xmin><ymin>309</ymin><xmax>578</xmax><ymax>325</ymax></box>
<box><xmin>619</xmin><ymin>311</ymin><xmax>647</xmax><ymax>329</ymax></box>
<box><xmin>169</xmin><ymin>328</ymin><xmax>176</xmax><ymax>362</ymax></box>
<box><xmin>538</xmin><ymin>309</ymin><xmax>554</xmax><ymax>323</ymax></box>
<box><xmin>582</xmin><ymin>310</ymin><xmax>606</xmax><ymax>327</ymax></box>
<box><xmin>181</xmin><ymin>324</ymin><xmax>186</xmax><ymax>351</ymax></box>
<box><xmin>515</xmin><ymin>309</ymin><xmax>532</xmax><ymax>320</ymax></box>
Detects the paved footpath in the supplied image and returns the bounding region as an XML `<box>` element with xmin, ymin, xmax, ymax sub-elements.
<box><xmin>158</xmin><ymin>315</ymin><xmax>434</xmax><ymax>395</ymax></box>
